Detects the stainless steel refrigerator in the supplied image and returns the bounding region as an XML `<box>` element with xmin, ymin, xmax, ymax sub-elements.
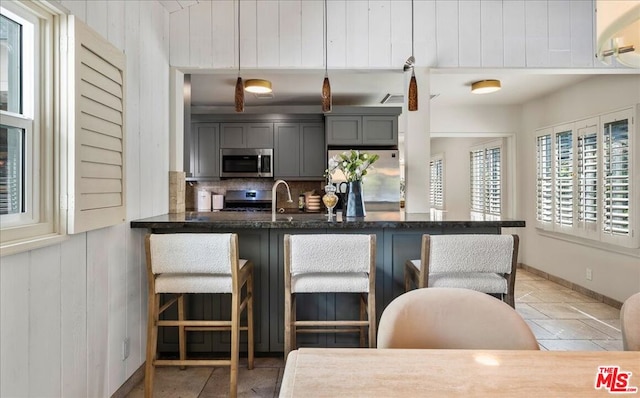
<box><xmin>328</xmin><ymin>149</ymin><xmax>401</xmax><ymax>211</ymax></box>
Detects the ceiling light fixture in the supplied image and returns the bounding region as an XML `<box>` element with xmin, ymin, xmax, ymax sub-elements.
<box><xmin>321</xmin><ymin>0</ymin><xmax>332</xmax><ymax>113</ymax></box>
<box><xmin>234</xmin><ymin>0</ymin><xmax>244</xmax><ymax>112</ymax></box>
<box><xmin>407</xmin><ymin>0</ymin><xmax>418</xmax><ymax>111</ymax></box>
<box><xmin>471</xmin><ymin>79</ymin><xmax>501</xmax><ymax>94</ymax></box>
<box><xmin>245</xmin><ymin>79</ymin><xmax>272</xmax><ymax>94</ymax></box>
<box><xmin>596</xmin><ymin>0</ymin><xmax>640</xmax><ymax>68</ymax></box>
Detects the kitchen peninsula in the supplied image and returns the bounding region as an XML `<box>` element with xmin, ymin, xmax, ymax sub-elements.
<box><xmin>131</xmin><ymin>211</ymin><xmax>524</xmax><ymax>354</ymax></box>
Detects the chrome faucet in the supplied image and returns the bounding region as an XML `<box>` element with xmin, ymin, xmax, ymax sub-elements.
<box><xmin>272</xmin><ymin>179</ymin><xmax>293</xmax><ymax>221</ymax></box>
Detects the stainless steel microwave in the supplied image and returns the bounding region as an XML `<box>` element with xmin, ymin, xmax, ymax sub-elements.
<box><xmin>220</xmin><ymin>148</ymin><xmax>273</xmax><ymax>178</ymax></box>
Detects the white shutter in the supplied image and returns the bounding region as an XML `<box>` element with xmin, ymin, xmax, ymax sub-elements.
<box><xmin>554</xmin><ymin>124</ymin><xmax>574</xmax><ymax>231</ymax></box>
<box><xmin>67</xmin><ymin>16</ymin><xmax>126</xmax><ymax>234</ymax></box>
<box><xmin>430</xmin><ymin>155</ymin><xmax>444</xmax><ymax>209</ymax></box>
<box><xmin>470</xmin><ymin>149</ymin><xmax>484</xmax><ymax>213</ymax></box>
<box><xmin>470</xmin><ymin>143</ymin><xmax>502</xmax><ymax>216</ymax></box>
<box><xmin>600</xmin><ymin>108</ymin><xmax>635</xmax><ymax>247</ymax></box>
<box><xmin>576</xmin><ymin>118</ymin><xmax>599</xmax><ymax>239</ymax></box>
<box><xmin>536</xmin><ymin>130</ymin><xmax>553</xmax><ymax>229</ymax></box>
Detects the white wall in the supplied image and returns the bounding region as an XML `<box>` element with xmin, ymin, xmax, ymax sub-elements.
<box><xmin>518</xmin><ymin>74</ymin><xmax>640</xmax><ymax>303</ymax></box>
<box><xmin>168</xmin><ymin>0</ymin><xmax>606</xmax><ymax>70</ymax></box>
<box><xmin>0</xmin><ymin>1</ymin><xmax>170</xmax><ymax>397</ymax></box>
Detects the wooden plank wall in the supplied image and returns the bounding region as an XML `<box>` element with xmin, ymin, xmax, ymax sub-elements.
<box><xmin>0</xmin><ymin>1</ymin><xmax>169</xmax><ymax>397</ymax></box>
<box><xmin>168</xmin><ymin>0</ymin><xmax>603</xmax><ymax>69</ymax></box>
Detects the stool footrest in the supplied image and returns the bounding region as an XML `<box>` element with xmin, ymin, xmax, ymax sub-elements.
<box><xmin>154</xmin><ymin>359</ymin><xmax>232</xmax><ymax>367</ymax></box>
<box><xmin>294</xmin><ymin>320</ymin><xmax>370</xmax><ymax>327</ymax></box>
<box><xmin>297</xmin><ymin>328</ymin><xmax>363</xmax><ymax>333</ymax></box>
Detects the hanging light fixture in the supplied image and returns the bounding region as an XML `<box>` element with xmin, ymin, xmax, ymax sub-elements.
<box><xmin>234</xmin><ymin>0</ymin><xmax>244</xmax><ymax>112</ymax></box>
<box><xmin>407</xmin><ymin>0</ymin><xmax>418</xmax><ymax>111</ymax></box>
<box><xmin>321</xmin><ymin>0</ymin><xmax>332</xmax><ymax>113</ymax></box>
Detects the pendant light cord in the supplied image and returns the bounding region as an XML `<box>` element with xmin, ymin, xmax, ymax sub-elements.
<box><xmin>238</xmin><ymin>0</ymin><xmax>241</xmax><ymax>75</ymax></box>
<box><xmin>324</xmin><ymin>0</ymin><xmax>328</xmax><ymax>77</ymax></box>
<box><xmin>411</xmin><ymin>0</ymin><xmax>414</xmax><ymax>58</ymax></box>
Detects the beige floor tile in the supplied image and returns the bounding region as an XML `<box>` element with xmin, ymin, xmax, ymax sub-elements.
<box><xmin>580</xmin><ymin>319</ymin><xmax>622</xmax><ymax>339</ymax></box>
<box><xmin>525</xmin><ymin>279</ymin><xmax>573</xmax><ymax>292</ymax></box>
<box><xmin>592</xmin><ymin>339</ymin><xmax>624</xmax><ymax>351</ymax></box>
<box><xmin>525</xmin><ymin>320</ymin><xmax>558</xmax><ymax>340</ymax></box>
<box><xmin>532</xmin><ymin>319</ymin><xmax>612</xmax><ymax>340</ymax></box>
<box><xmin>527</xmin><ymin>303</ymin><xmax>590</xmax><ymax>319</ymax></box>
<box><xmin>516</xmin><ymin>303</ymin><xmax>551</xmax><ymax>320</ymax></box>
<box><xmin>569</xmin><ymin>302</ymin><xmax>621</xmax><ymax>320</ymax></box>
<box><xmin>199</xmin><ymin>366</ymin><xmax>280</xmax><ymax>398</ymax></box>
<box><xmin>126</xmin><ymin>367</ymin><xmax>213</xmax><ymax>398</ymax></box>
<box><xmin>538</xmin><ymin>339</ymin><xmax>607</xmax><ymax>351</ymax></box>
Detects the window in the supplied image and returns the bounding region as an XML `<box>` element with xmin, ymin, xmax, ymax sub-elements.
<box><xmin>0</xmin><ymin>1</ymin><xmax>55</xmax><ymax>249</ymax></box>
<box><xmin>470</xmin><ymin>142</ymin><xmax>502</xmax><ymax>216</ymax></box>
<box><xmin>0</xmin><ymin>2</ymin><xmax>126</xmax><ymax>255</ymax></box>
<box><xmin>429</xmin><ymin>155</ymin><xmax>443</xmax><ymax>209</ymax></box>
<box><xmin>535</xmin><ymin>107</ymin><xmax>637</xmax><ymax>248</ymax></box>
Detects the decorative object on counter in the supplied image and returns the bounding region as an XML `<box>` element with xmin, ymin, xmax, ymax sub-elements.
<box><xmin>326</xmin><ymin>150</ymin><xmax>380</xmax><ymax>218</ymax></box>
<box><xmin>212</xmin><ymin>194</ymin><xmax>224</xmax><ymax>211</ymax></box>
<box><xmin>298</xmin><ymin>194</ymin><xmax>305</xmax><ymax>211</ymax></box>
<box><xmin>321</xmin><ymin>0</ymin><xmax>331</xmax><ymax>113</ymax></box>
<box><xmin>400</xmin><ymin>178</ymin><xmax>406</xmax><ymax>209</ymax></box>
<box><xmin>406</xmin><ymin>0</ymin><xmax>418</xmax><ymax>111</ymax></box>
<box><xmin>322</xmin><ymin>184</ymin><xmax>338</xmax><ymax>221</ymax></box>
<box><xmin>234</xmin><ymin>0</ymin><xmax>244</xmax><ymax>112</ymax></box>
<box><xmin>306</xmin><ymin>194</ymin><xmax>321</xmax><ymax>212</ymax></box>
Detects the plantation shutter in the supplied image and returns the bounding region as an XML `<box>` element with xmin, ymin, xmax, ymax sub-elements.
<box><xmin>470</xmin><ymin>149</ymin><xmax>484</xmax><ymax>213</ymax></box>
<box><xmin>576</xmin><ymin>118</ymin><xmax>599</xmax><ymax>238</ymax></box>
<box><xmin>601</xmin><ymin>108</ymin><xmax>633</xmax><ymax>247</ymax></box>
<box><xmin>485</xmin><ymin>147</ymin><xmax>501</xmax><ymax>215</ymax></box>
<box><xmin>430</xmin><ymin>156</ymin><xmax>443</xmax><ymax>209</ymax></box>
<box><xmin>536</xmin><ymin>131</ymin><xmax>553</xmax><ymax>227</ymax></box>
<box><xmin>554</xmin><ymin>124</ymin><xmax>574</xmax><ymax>229</ymax></box>
<box><xmin>67</xmin><ymin>16</ymin><xmax>126</xmax><ymax>234</ymax></box>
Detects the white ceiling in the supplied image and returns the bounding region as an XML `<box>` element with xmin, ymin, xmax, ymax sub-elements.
<box><xmin>189</xmin><ymin>69</ymin><xmax>599</xmax><ymax>109</ymax></box>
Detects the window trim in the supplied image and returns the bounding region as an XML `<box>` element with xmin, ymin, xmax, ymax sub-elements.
<box><xmin>470</xmin><ymin>139</ymin><xmax>503</xmax><ymax>217</ymax></box>
<box><xmin>534</xmin><ymin>105</ymin><xmax>638</xmax><ymax>249</ymax></box>
<box><xmin>429</xmin><ymin>153</ymin><xmax>444</xmax><ymax>210</ymax></box>
<box><xmin>0</xmin><ymin>1</ymin><xmax>65</xmax><ymax>256</ymax></box>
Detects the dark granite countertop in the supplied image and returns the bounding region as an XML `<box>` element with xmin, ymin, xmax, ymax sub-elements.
<box><xmin>130</xmin><ymin>211</ymin><xmax>525</xmax><ymax>230</ymax></box>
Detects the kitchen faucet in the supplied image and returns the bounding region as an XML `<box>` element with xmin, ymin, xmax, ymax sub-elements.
<box><xmin>272</xmin><ymin>179</ymin><xmax>293</xmax><ymax>221</ymax></box>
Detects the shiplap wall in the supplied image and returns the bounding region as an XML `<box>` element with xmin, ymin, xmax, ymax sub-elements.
<box><xmin>168</xmin><ymin>0</ymin><xmax>600</xmax><ymax>69</ymax></box>
<box><xmin>0</xmin><ymin>1</ymin><xmax>169</xmax><ymax>397</ymax></box>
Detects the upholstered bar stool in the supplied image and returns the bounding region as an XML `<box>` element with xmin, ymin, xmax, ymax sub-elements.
<box><xmin>404</xmin><ymin>234</ymin><xmax>519</xmax><ymax>308</ymax></box>
<box><xmin>144</xmin><ymin>233</ymin><xmax>254</xmax><ymax>398</ymax></box>
<box><xmin>284</xmin><ymin>234</ymin><xmax>376</xmax><ymax>360</ymax></box>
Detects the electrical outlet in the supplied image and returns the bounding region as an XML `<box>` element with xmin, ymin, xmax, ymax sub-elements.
<box><xmin>122</xmin><ymin>338</ymin><xmax>130</xmax><ymax>361</ymax></box>
<box><xmin>586</xmin><ymin>268</ymin><xmax>593</xmax><ymax>281</ymax></box>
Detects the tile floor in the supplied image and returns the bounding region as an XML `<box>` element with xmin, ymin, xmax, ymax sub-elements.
<box><xmin>126</xmin><ymin>269</ymin><xmax>623</xmax><ymax>398</ymax></box>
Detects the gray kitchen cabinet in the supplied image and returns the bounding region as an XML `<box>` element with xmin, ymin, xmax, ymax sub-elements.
<box><xmin>274</xmin><ymin>122</ymin><xmax>325</xmax><ymax>179</ymax></box>
<box><xmin>191</xmin><ymin>123</ymin><xmax>219</xmax><ymax>178</ymax></box>
<box><xmin>220</xmin><ymin>123</ymin><xmax>274</xmax><ymax>148</ymax></box>
<box><xmin>326</xmin><ymin>115</ymin><xmax>398</xmax><ymax>146</ymax></box>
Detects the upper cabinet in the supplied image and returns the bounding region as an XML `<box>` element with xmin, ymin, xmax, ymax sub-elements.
<box><xmin>326</xmin><ymin>108</ymin><xmax>401</xmax><ymax>147</ymax></box>
<box><xmin>274</xmin><ymin>122</ymin><xmax>325</xmax><ymax>179</ymax></box>
<box><xmin>220</xmin><ymin>123</ymin><xmax>274</xmax><ymax>148</ymax></box>
<box><xmin>191</xmin><ymin>123</ymin><xmax>220</xmax><ymax>178</ymax></box>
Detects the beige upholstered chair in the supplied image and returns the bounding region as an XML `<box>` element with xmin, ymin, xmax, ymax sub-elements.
<box><xmin>284</xmin><ymin>234</ymin><xmax>376</xmax><ymax>359</ymax></box>
<box><xmin>404</xmin><ymin>234</ymin><xmax>519</xmax><ymax>308</ymax></box>
<box><xmin>144</xmin><ymin>233</ymin><xmax>254</xmax><ymax>398</ymax></box>
<box><xmin>621</xmin><ymin>292</ymin><xmax>640</xmax><ymax>351</ymax></box>
<box><xmin>378</xmin><ymin>287</ymin><xmax>539</xmax><ymax>350</ymax></box>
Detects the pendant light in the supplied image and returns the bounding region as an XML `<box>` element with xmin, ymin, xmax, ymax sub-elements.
<box><xmin>407</xmin><ymin>0</ymin><xmax>418</xmax><ymax>111</ymax></box>
<box><xmin>234</xmin><ymin>0</ymin><xmax>244</xmax><ymax>112</ymax></box>
<box><xmin>321</xmin><ymin>0</ymin><xmax>332</xmax><ymax>113</ymax></box>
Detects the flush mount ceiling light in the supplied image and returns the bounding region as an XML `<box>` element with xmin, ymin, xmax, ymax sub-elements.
<box><xmin>471</xmin><ymin>79</ymin><xmax>501</xmax><ymax>94</ymax></box>
<box><xmin>244</xmin><ymin>79</ymin><xmax>272</xmax><ymax>94</ymax></box>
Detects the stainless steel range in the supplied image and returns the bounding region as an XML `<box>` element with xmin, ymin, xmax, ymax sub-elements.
<box><xmin>222</xmin><ymin>190</ymin><xmax>272</xmax><ymax>211</ymax></box>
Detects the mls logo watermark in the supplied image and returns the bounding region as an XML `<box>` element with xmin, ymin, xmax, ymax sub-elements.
<box><xmin>595</xmin><ymin>366</ymin><xmax>638</xmax><ymax>394</ymax></box>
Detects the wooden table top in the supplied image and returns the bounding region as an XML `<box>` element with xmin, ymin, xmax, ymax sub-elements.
<box><xmin>280</xmin><ymin>348</ymin><xmax>640</xmax><ymax>397</ymax></box>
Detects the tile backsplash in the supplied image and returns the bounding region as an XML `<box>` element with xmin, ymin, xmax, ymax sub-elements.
<box><xmin>186</xmin><ymin>179</ymin><xmax>325</xmax><ymax>211</ymax></box>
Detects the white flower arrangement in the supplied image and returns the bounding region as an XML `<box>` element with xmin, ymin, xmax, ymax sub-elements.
<box><xmin>325</xmin><ymin>149</ymin><xmax>380</xmax><ymax>182</ymax></box>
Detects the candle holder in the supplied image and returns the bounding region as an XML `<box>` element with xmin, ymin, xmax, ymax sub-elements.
<box><xmin>322</xmin><ymin>184</ymin><xmax>338</xmax><ymax>222</ymax></box>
